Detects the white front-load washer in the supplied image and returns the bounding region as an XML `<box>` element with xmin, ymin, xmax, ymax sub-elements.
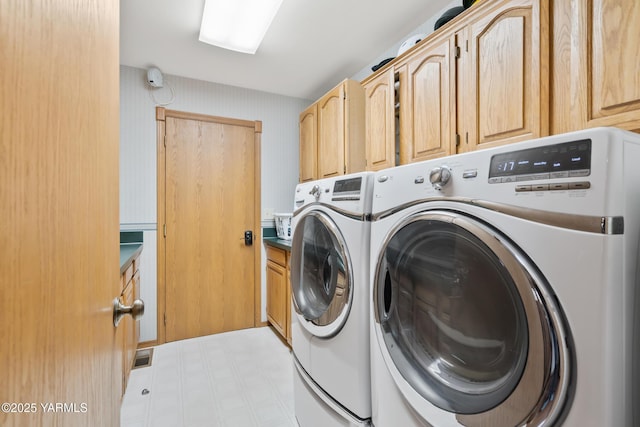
<box><xmin>291</xmin><ymin>172</ymin><xmax>374</xmax><ymax>427</ymax></box>
<box><xmin>369</xmin><ymin>127</ymin><xmax>640</xmax><ymax>426</ymax></box>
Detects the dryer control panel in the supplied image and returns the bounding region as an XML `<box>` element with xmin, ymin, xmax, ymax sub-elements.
<box><xmin>488</xmin><ymin>139</ymin><xmax>592</xmax><ymax>191</ymax></box>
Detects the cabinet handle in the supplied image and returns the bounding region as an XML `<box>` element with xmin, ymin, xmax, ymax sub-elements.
<box><xmin>113</xmin><ymin>298</ymin><xmax>145</xmax><ymax>327</ymax></box>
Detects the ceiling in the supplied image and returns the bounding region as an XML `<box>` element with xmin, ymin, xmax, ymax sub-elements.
<box><xmin>120</xmin><ymin>0</ymin><xmax>452</xmax><ymax>100</ymax></box>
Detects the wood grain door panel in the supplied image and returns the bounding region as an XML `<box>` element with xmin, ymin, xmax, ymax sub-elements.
<box><xmin>399</xmin><ymin>34</ymin><xmax>454</xmax><ymax>163</ymax></box>
<box><xmin>317</xmin><ymin>85</ymin><xmax>346</xmax><ymax>178</ymax></box>
<box><xmin>299</xmin><ymin>105</ymin><xmax>318</xmax><ymax>182</ymax></box>
<box><xmin>468</xmin><ymin>0</ymin><xmax>548</xmax><ymax>150</ymax></box>
<box><xmin>266</xmin><ymin>260</ymin><xmax>287</xmax><ymax>337</ymax></box>
<box><xmin>1</xmin><ymin>0</ymin><xmax>120</xmax><ymax>425</ymax></box>
<box><xmin>589</xmin><ymin>0</ymin><xmax>640</xmax><ymax>121</ymax></box>
<box><xmin>364</xmin><ymin>69</ymin><xmax>396</xmax><ymax>171</ymax></box>
<box><xmin>164</xmin><ymin>116</ymin><xmax>257</xmax><ymax>342</ymax></box>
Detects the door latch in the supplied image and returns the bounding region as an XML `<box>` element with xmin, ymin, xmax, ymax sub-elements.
<box><xmin>244</xmin><ymin>230</ymin><xmax>253</xmax><ymax>246</ymax></box>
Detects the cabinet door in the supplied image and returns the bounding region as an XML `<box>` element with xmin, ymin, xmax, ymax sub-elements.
<box><xmin>399</xmin><ymin>33</ymin><xmax>455</xmax><ymax>164</ymax></box>
<box><xmin>121</xmin><ymin>279</ymin><xmax>135</xmax><ymax>394</ymax></box>
<box><xmin>286</xmin><ymin>257</ymin><xmax>292</xmax><ymax>345</ymax></box>
<box><xmin>364</xmin><ymin>69</ymin><xmax>396</xmax><ymax>171</ymax></box>
<box><xmin>299</xmin><ymin>104</ymin><xmax>317</xmax><ymax>183</ymax></box>
<box><xmin>466</xmin><ymin>0</ymin><xmax>548</xmax><ymax>150</ymax></box>
<box><xmin>132</xmin><ymin>269</ymin><xmax>141</xmax><ymax>348</ymax></box>
<box><xmin>317</xmin><ymin>83</ymin><xmax>346</xmax><ymax>178</ymax></box>
<box><xmin>580</xmin><ymin>0</ymin><xmax>640</xmax><ymax>130</ymax></box>
<box><xmin>266</xmin><ymin>259</ymin><xmax>287</xmax><ymax>338</ymax></box>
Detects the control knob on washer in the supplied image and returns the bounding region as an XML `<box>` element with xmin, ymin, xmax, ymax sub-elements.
<box><xmin>429</xmin><ymin>165</ymin><xmax>452</xmax><ymax>190</ymax></box>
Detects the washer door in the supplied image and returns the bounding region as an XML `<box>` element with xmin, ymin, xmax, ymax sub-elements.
<box><xmin>291</xmin><ymin>210</ymin><xmax>353</xmax><ymax>338</ymax></box>
<box><xmin>374</xmin><ymin>210</ymin><xmax>571</xmax><ymax>426</ymax></box>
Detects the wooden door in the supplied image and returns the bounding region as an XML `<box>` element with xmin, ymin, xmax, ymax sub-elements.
<box><xmin>0</xmin><ymin>0</ymin><xmax>120</xmax><ymax>426</ymax></box>
<box><xmin>299</xmin><ymin>104</ymin><xmax>318</xmax><ymax>183</ymax></box>
<box><xmin>317</xmin><ymin>83</ymin><xmax>346</xmax><ymax>178</ymax></box>
<box><xmin>161</xmin><ymin>110</ymin><xmax>261</xmax><ymax>343</ymax></box>
<box><xmin>466</xmin><ymin>0</ymin><xmax>548</xmax><ymax>150</ymax></box>
<box><xmin>364</xmin><ymin>68</ymin><xmax>397</xmax><ymax>171</ymax></box>
<box><xmin>398</xmin><ymin>32</ymin><xmax>455</xmax><ymax>164</ymax></box>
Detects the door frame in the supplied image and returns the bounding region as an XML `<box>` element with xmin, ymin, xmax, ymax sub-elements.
<box><xmin>155</xmin><ymin>106</ymin><xmax>262</xmax><ymax>345</ymax></box>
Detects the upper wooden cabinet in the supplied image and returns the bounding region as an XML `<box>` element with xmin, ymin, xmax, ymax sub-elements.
<box><xmin>364</xmin><ymin>68</ymin><xmax>397</xmax><ymax>171</ymax></box>
<box><xmin>299</xmin><ymin>79</ymin><xmax>365</xmax><ymax>182</ymax></box>
<box><xmin>397</xmin><ymin>29</ymin><xmax>455</xmax><ymax>163</ymax></box>
<box><xmin>464</xmin><ymin>0</ymin><xmax>549</xmax><ymax>151</ymax></box>
<box><xmin>571</xmin><ymin>0</ymin><xmax>640</xmax><ymax>132</ymax></box>
<box><xmin>362</xmin><ymin>0</ymin><xmax>549</xmax><ymax>165</ymax></box>
<box><xmin>299</xmin><ymin>104</ymin><xmax>317</xmax><ymax>183</ymax></box>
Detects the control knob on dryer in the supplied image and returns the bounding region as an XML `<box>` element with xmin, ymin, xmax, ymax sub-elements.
<box><xmin>429</xmin><ymin>165</ymin><xmax>452</xmax><ymax>190</ymax></box>
<box><xmin>309</xmin><ymin>184</ymin><xmax>322</xmax><ymax>200</ymax></box>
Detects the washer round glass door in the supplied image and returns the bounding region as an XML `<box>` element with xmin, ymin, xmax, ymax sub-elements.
<box><xmin>374</xmin><ymin>210</ymin><xmax>570</xmax><ymax>424</ymax></box>
<box><xmin>291</xmin><ymin>210</ymin><xmax>353</xmax><ymax>338</ymax></box>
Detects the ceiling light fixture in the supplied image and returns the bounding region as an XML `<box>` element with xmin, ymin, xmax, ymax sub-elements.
<box><xmin>199</xmin><ymin>0</ymin><xmax>284</xmax><ymax>54</ymax></box>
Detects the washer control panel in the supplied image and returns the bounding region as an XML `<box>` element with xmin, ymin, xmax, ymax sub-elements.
<box><xmin>488</xmin><ymin>139</ymin><xmax>591</xmax><ymax>184</ymax></box>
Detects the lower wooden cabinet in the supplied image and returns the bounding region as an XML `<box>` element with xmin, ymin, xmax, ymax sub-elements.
<box><xmin>266</xmin><ymin>245</ymin><xmax>291</xmax><ymax>345</ymax></box>
<box><xmin>119</xmin><ymin>254</ymin><xmax>141</xmax><ymax>397</ymax></box>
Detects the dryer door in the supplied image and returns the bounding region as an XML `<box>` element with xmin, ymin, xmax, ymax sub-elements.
<box><xmin>373</xmin><ymin>210</ymin><xmax>571</xmax><ymax>426</ymax></box>
<box><xmin>291</xmin><ymin>210</ymin><xmax>353</xmax><ymax>338</ymax></box>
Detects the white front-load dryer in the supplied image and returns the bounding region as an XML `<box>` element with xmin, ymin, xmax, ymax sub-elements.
<box><xmin>291</xmin><ymin>172</ymin><xmax>374</xmax><ymax>427</ymax></box>
<box><xmin>369</xmin><ymin>127</ymin><xmax>640</xmax><ymax>427</ymax></box>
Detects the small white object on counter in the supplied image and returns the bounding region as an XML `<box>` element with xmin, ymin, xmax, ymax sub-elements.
<box><xmin>274</xmin><ymin>213</ymin><xmax>292</xmax><ymax>240</ymax></box>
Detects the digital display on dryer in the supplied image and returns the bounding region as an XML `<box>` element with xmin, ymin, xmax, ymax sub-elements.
<box><xmin>333</xmin><ymin>177</ymin><xmax>362</xmax><ymax>194</ymax></box>
<box><xmin>489</xmin><ymin>139</ymin><xmax>591</xmax><ymax>182</ymax></box>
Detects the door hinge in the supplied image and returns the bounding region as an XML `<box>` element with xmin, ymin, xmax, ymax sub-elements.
<box><xmin>163</xmin><ymin>224</ymin><xmax>167</xmax><ymax>237</ymax></box>
<box><xmin>163</xmin><ymin>313</ymin><xmax>167</xmax><ymax>326</ymax></box>
<box><xmin>455</xmin><ymin>46</ymin><xmax>461</xmax><ymax>59</ymax></box>
<box><xmin>455</xmin><ymin>134</ymin><xmax>461</xmax><ymax>147</ymax></box>
<box><xmin>466</xmin><ymin>132</ymin><xmax>469</xmax><ymax>144</ymax></box>
<box><xmin>466</xmin><ymin>40</ymin><xmax>469</xmax><ymax>52</ymax></box>
<box><xmin>163</xmin><ymin>135</ymin><xmax>166</xmax><ymax>148</ymax></box>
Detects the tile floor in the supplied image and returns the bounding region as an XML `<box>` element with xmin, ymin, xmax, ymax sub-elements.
<box><xmin>121</xmin><ymin>327</ymin><xmax>298</xmax><ymax>427</ymax></box>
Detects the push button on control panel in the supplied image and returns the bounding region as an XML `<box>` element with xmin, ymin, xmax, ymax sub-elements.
<box><xmin>515</xmin><ymin>181</ymin><xmax>590</xmax><ymax>192</ymax></box>
<box><xmin>569</xmin><ymin>182</ymin><xmax>591</xmax><ymax>189</ymax></box>
<box><xmin>550</xmin><ymin>183</ymin><xmax>568</xmax><ymax>190</ymax></box>
<box><xmin>463</xmin><ymin>169</ymin><xmax>478</xmax><ymax>179</ymax></box>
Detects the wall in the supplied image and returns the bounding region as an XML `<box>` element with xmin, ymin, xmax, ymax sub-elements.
<box><xmin>120</xmin><ymin>65</ymin><xmax>310</xmax><ymax>342</ymax></box>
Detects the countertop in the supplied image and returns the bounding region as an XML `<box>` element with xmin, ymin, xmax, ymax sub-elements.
<box><xmin>120</xmin><ymin>243</ymin><xmax>143</xmax><ymax>274</ymax></box>
<box><xmin>263</xmin><ymin>237</ymin><xmax>292</xmax><ymax>251</ymax></box>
